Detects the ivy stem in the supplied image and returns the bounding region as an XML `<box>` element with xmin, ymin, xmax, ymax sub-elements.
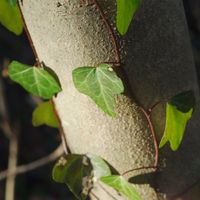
<box><xmin>51</xmin><ymin>100</ymin><xmax>71</xmax><ymax>154</ymax></box>
<box><xmin>92</xmin><ymin>0</ymin><xmax>121</xmax><ymax>64</ymax></box>
<box><xmin>17</xmin><ymin>0</ymin><xmax>40</xmax><ymax>66</ymax></box>
<box><xmin>139</xmin><ymin>107</ymin><xmax>159</xmax><ymax>168</ymax></box>
<box><xmin>98</xmin><ymin>184</ymin><xmax>119</xmax><ymax>200</ymax></box>
<box><xmin>122</xmin><ymin>166</ymin><xmax>158</xmax><ymax>176</ymax></box>
<box><xmin>17</xmin><ymin>0</ymin><xmax>69</xmax><ymax>154</ymax></box>
<box><xmin>148</xmin><ymin>101</ymin><xmax>163</xmax><ymax>113</ymax></box>
<box><xmin>91</xmin><ymin>0</ymin><xmax>160</xmax><ymax>170</ymax></box>
<box><xmin>90</xmin><ymin>191</ymin><xmax>100</xmax><ymax>200</ymax></box>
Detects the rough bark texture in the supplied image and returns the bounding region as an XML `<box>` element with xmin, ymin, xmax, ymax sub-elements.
<box><xmin>20</xmin><ymin>0</ymin><xmax>200</xmax><ymax>199</ymax></box>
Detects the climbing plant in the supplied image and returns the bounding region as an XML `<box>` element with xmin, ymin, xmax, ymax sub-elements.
<box><xmin>0</xmin><ymin>0</ymin><xmax>196</xmax><ymax>199</ymax></box>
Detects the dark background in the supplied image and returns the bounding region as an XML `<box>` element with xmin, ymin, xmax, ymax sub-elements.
<box><xmin>0</xmin><ymin>1</ymin><xmax>200</xmax><ymax>199</ymax></box>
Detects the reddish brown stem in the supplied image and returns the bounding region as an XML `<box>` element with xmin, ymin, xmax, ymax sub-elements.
<box><xmin>90</xmin><ymin>191</ymin><xmax>100</xmax><ymax>200</ymax></box>
<box><xmin>17</xmin><ymin>0</ymin><xmax>40</xmax><ymax>66</ymax></box>
<box><xmin>91</xmin><ymin>0</ymin><xmax>159</xmax><ymax>170</ymax></box>
<box><xmin>122</xmin><ymin>166</ymin><xmax>158</xmax><ymax>176</ymax></box>
<box><xmin>98</xmin><ymin>184</ymin><xmax>118</xmax><ymax>200</ymax></box>
<box><xmin>148</xmin><ymin>101</ymin><xmax>163</xmax><ymax>113</ymax></box>
<box><xmin>103</xmin><ymin>61</ymin><xmax>121</xmax><ymax>67</ymax></box>
<box><xmin>139</xmin><ymin>107</ymin><xmax>159</xmax><ymax>168</ymax></box>
<box><xmin>17</xmin><ymin>0</ymin><xmax>69</xmax><ymax>153</ymax></box>
<box><xmin>92</xmin><ymin>0</ymin><xmax>121</xmax><ymax>64</ymax></box>
<box><xmin>51</xmin><ymin>100</ymin><xmax>70</xmax><ymax>154</ymax></box>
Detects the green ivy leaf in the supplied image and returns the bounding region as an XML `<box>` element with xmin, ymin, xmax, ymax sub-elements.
<box><xmin>87</xmin><ymin>154</ymin><xmax>111</xmax><ymax>179</ymax></box>
<box><xmin>8</xmin><ymin>61</ymin><xmax>62</xmax><ymax>99</ymax></box>
<box><xmin>169</xmin><ymin>90</ymin><xmax>195</xmax><ymax>113</ymax></box>
<box><xmin>7</xmin><ymin>0</ymin><xmax>16</xmax><ymax>6</ymax></box>
<box><xmin>32</xmin><ymin>101</ymin><xmax>59</xmax><ymax>128</ymax></box>
<box><xmin>0</xmin><ymin>0</ymin><xmax>23</xmax><ymax>35</ymax></box>
<box><xmin>52</xmin><ymin>155</ymin><xmax>93</xmax><ymax>200</ymax></box>
<box><xmin>72</xmin><ymin>64</ymin><xmax>124</xmax><ymax>117</ymax></box>
<box><xmin>159</xmin><ymin>103</ymin><xmax>193</xmax><ymax>151</ymax></box>
<box><xmin>116</xmin><ymin>0</ymin><xmax>141</xmax><ymax>35</ymax></box>
<box><xmin>100</xmin><ymin>175</ymin><xmax>142</xmax><ymax>200</ymax></box>
<box><xmin>159</xmin><ymin>91</ymin><xmax>195</xmax><ymax>151</ymax></box>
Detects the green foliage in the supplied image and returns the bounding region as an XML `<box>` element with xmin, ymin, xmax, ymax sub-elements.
<box><xmin>8</xmin><ymin>61</ymin><xmax>62</xmax><ymax>99</ymax></box>
<box><xmin>0</xmin><ymin>0</ymin><xmax>23</xmax><ymax>35</ymax></box>
<box><xmin>100</xmin><ymin>175</ymin><xmax>142</xmax><ymax>200</ymax></box>
<box><xmin>169</xmin><ymin>90</ymin><xmax>195</xmax><ymax>113</ymax></box>
<box><xmin>53</xmin><ymin>154</ymin><xmax>142</xmax><ymax>200</ymax></box>
<box><xmin>159</xmin><ymin>91</ymin><xmax>195</xmax><ymax>151</ymax></box>
<box><xmin>87</xmin><ymin>154</ymin><xmax>112</xmax><ymax>178</ymax></box>
<box><xmin>72</xmin><ymin>64</ymin><xmax>124</xmax><ymax>117</ymax></box>
<box><xmin>32</xmin><ymin>101</ymin><xmax>59</xmax><ymax>128</ymax></box>
<box><xmin>116</xmin><ymin>0</ymin><xmax>141</xmax><ymax>35</ymax></box>
<box><xmin>7</xmin><ymin>0</ymin><xmax>16</xmax><ymax>6</ymax></box>
<box><xmin>52</xmin><ymin>155</ymin><xmax>93</xmax><ymax>200</ymax></box>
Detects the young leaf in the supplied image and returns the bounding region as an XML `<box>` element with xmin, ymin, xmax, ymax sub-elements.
<box><xmin>8</xmin><ymin>61</ymin><xmax>62</xmax><ymax>99</ymax></box>
<box><xmin>32</xmin><ymin>101</ymin><xmax>59</xmax><ymax>128</ymax></box>
<box><xmin>100</xmin><ymin>175</ymin><xmax>142</xmax><ymax>200</ymax></box>
<box><xmin>116</xmin><ymin>0</ymin><xmax>141</xmax><ymax>35</ymax></box>
<box><xmin>87</xmin><ymin>154</ymin><xmax>111</xmax><ymax>179</ymax></box>
<box><xmin>159</xmin><ymin>103</ymin><xmax>193</xmax><ymax>151</ymax></box>
<box><xmin>159</xmin><ymin>91</ymin><xmax>195</xmax><ymax>151</ymax></box>
<box><xmin>72</xmin><ymin>64</ymin><xmax>124</xmax><ymax>117</ymax></box>
<box><xmin>0</xmin><ymin>0</ymin><xmax>23</xmax><ymax>35</ymax></box>
<box><xmin>52</xmin><ymin>155</ymin><xmax>93</xmax><ymax>200</ymax></box>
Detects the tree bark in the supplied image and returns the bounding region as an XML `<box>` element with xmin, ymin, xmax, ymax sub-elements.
<box><xmin>20</xmin><ymin>0</ymin><xmax>200</xmax><ymax>199</ymax></box>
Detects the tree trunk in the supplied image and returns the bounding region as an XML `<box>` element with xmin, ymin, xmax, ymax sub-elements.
<box><xmin>20</xmin><ymin>0</ymin><xmax>200</xmax><ymax>199</ymax></box>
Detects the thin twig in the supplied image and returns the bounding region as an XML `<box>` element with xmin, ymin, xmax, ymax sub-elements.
<box><xmin>0</xmin><ymin>144</ymin><xmax>64</xmax><ymax>181</ymax></box>
<box><xmin>51</xmin><ymin>100</ymin><xmax>70</xmax><ymax>154</ymax></box>
<box><xmin>90</xmin><ymin>191</ymin><xmax>100</xmax><ymax>200</ymax></box>
<box><xmin>0</xmin><ymin>75</ymin><xmax>20</xmax><ymax>200</ymax></box>
<box><xmin>98</xmin><ymin>183</ymin><xmax>119</xmax><ymax>200</ymax></box>
<box><xmin>92</xmin><ymin>0</ymin><xmax>121</xmax><ymax>64</ymax></box>
<box><xmin>139</xmin><ymin>107</ymin><xmax>159</xmax><ymax>168</ymax></box>
<box><xmin>17</xmin><ymin>0</ymin><xmax>40</xmax><ymax>66</ymax></box>
<box><xmin>148</xmin><ymin>101</ymin><xmax>162</xmax><ymax>113</ymax></box>
<box><xmin>122</xmin><ymin>166</ymin><xmax>158</xmax><ymax>176</ymax></box>
<box><xmin>5</xmin><ymin>127</ymin><xmax>19</xmax><ymax>200</ymax></box>
<box><xmin>17</xmin><ymin>0</ymin><xmax>69</xmax><ymax>153</ymax></box>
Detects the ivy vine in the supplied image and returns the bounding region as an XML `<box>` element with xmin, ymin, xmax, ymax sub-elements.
<box><xmin>0</xmin><ymin>0</ymin><xmax>196</xmax><ymax>199</ymax></box>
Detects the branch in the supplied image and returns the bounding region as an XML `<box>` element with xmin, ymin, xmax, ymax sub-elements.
<box><xmin>98</xmin><ymin>183</ymin><xmax>118</xmax><ymax>200</ymax></box>
<box><xmin>0</xmin><ymin>144</ymin><xmax>64</xmax><ymax>181</ymax></box>
<box><xmin>5</xmin><ymin>128</ymin><xmax>19</xmax><ymax>200</ymax></box>
<box><xmin>90</xmin><ymin>191</ymin><xmax>100</xmax><ymax>200</ymax></box>
<box><xmin>122</xmin><ymin>166</ymin><xmax>158</xmax><ymax>176</ymax></box>
<box><xmin>92</xmin><ymin>0</ymin><xmax>121</xmax><ymax>64</ymax></box>
<box><xmin>17</xmin><ymin>0</ymin><xmax>40</xmax><ymax>66</ymax></box>
<box><xmin>17</xmin><ymin>0</ymin><xmax>70</xmax><ymax>154</ymax></box>
<box><xmin>139</xmin><ymin>107</ymin><xmax>159</xmax><ymax>167</ymax></box>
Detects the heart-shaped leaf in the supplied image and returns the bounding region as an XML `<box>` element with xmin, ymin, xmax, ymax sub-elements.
<box><xmin>0</xmin><ymin>0</ymin><xmax>23</xmax><ymax>35</ymax></box>
<box><xmin>159</xmin><ymin>91</ymin><xmax>195</xmax><ymax>151</ymax></box>
<box><xmin>52</xmin><ymin>155</ymin><xmax>93</xmax><ymax>200</ymax></box>
<box><xmin>159</xmin><ymin>103</ymin><xmax>193</xmax><ymax>151</ymax></box>
<box><xmin>100</xmin><ymin>175</ymin><xmax>142</xmax><ymax>200</ymax></box>
<box><xmin>8</xmin><ymin>61</ymin><xmax>62</xmax><ymax>99</ymax></box>
<box><xmin>116</xmin><ymin>0</ymin><xmax>142</xmax><ymax>35</ymax></box>
<box><xmin>72</xmin><ymin>64</ymin><xmax>124</xmax><ymax>117</ymax></box>
<box><xmin>32</xmin><ymin>101</ymin><xmax>59</xmax><ymax>128</ymax></box>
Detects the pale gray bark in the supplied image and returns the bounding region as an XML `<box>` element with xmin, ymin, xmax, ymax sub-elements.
<box><xmin>20</xmin><ymin>0</ymin><xmax>200</xmax><ymax>199</ymax></box>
